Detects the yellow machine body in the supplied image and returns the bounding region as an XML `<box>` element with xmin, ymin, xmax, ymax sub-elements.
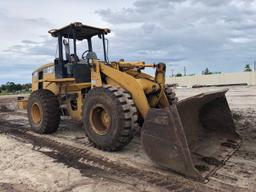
<box><xmin>20</xmin><ymin>22</ymin><xmax>241</xmax><ymax>181</ymax></box>
<box><xmin>27</xmin><ymin>60</ymin><xmax>168</xmax><ymax>121</ymax></box>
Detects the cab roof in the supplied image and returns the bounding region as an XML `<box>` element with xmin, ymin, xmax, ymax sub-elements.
<box><xmin>48</xmin><ymin>22</ymin><xmax>111</xmax><ymax>40</ymax></box>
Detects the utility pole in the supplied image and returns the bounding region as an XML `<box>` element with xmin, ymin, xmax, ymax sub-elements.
<box><xmin>254</xmin><ymin>60</ymin><xmax>256</xmax><ymax>71</ymax></box>
<box><xmin>183</xmin><ymin>66</ymin><xmax>187</xmax><ymax>76</ymax></box>
<box><xmin>171</xmin><ymin>69</ymin><xmax>174</xmax><ymax>77</ymax></box>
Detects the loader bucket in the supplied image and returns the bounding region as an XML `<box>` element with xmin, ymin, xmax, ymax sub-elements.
<box><xmin>141</xmin><ymin>89</ymin><xmax>241</xmax><ymax>182</ymax></box>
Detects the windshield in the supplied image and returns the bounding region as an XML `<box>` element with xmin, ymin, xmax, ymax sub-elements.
<box><xmin>73</xmin><ymin>35</ymin><xmax>108</xmax><ymax>62</ymax></box>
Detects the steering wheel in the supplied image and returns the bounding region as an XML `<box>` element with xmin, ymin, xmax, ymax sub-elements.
<box><xmin>82</xmin><ymin>50</ymin><xmax>89</xmax><ymax>60</ymax></box>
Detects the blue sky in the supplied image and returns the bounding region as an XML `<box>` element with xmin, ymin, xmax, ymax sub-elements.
<box><xmin>0</xmin><ymin>0</ymin><xmax>256</xmax><ymax>84</ymax></box>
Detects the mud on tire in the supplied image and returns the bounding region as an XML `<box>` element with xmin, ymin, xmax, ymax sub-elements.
<box><xmin>27</xmin><ymin>89</ymin><xmax>60</xmax><ymax>134</ymax></box>
<box><xmin>83</xmin><ymin>85</ymin><xmax>138</xmax><ymax>151</ymax></box>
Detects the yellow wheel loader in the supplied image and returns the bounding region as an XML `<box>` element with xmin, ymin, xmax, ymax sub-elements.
<box><xmin>18</xmin><ymin>22</ymin><xmax>241</xmax><ymax>181</ymax></box>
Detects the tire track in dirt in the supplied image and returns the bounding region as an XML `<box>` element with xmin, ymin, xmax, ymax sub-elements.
<box><xmin>0</xmin><ymin>121</ymin><xmax>202</xmax><ymax>192</ymax></box>
<box><xmin>0</xmin><ymin>95</ymin><xmax>256</xmax><ymax>192</ymax></box>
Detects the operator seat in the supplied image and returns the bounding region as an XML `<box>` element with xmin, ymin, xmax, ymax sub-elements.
<box><xmin>72</xmin><ymin>51</ymin><xmax>97</xmax><ymax>83</ymax></box>
<box><xmin>70</xmin><ymin>54</ymin><xmax>80</xmax><ymax>63</ymax></box>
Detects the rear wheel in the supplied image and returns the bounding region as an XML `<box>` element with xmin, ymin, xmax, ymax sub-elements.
<box><xmin>83</xmin><ymin>85</ymin><xmax>138</xmax><ymax>151</ymax></box>
<box><xmin>27</xmin><ymin>89</ymin><xmax>60</xmax><ymax>134</ymax></box>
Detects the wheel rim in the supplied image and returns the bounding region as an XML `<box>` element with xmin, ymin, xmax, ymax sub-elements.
<box><xmin>89</xmin><ymin>104</ymin><xmax>111</xmax><ymax>135</ymax></box>
<box><xmin>31</xmin><ymin>103</ymin><xmax>42</xmax><ymax>124</ymax></box>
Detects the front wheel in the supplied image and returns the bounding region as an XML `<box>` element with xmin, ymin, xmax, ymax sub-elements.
<box><xmin>83</xmin><ymin>85</ymin><xmax>138</xmax><ymax>151</ymax></box>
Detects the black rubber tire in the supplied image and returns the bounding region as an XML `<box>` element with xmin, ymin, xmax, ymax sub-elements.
<box><xmin>82</xmin><ymin>85</ymin><xmax>138</xmax><ymax>151</ymax></box>
<box><xmin>27</xmin><ymin>89</ymin><xmax>60</xmax><ymax>134</ymax></box>
<box><xmin>120</xmin><ymin>89</ymin><xmax>139</xmax><ymax>141</ymax></box>
<box><xmin>164</xmin><ymin>84</ymin><xmax>178</xmax><ymax>105</ymax></box>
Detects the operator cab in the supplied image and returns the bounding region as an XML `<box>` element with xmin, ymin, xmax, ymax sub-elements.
<box><xmin>48</xmin><ymin>22</ymin><xmax>110</xmax><ymax>83</ymax></box>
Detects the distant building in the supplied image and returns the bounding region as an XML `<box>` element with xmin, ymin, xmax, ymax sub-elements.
<box><xmin>167</xmin><ymin>71</ymin><xmax>256</xmax><ymax>87</ymax></box>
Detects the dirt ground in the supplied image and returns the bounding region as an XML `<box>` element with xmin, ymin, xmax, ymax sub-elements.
<box><xmin>0</xmin><ymin>86</ymin><xmax>255</xmax><ymax>192</ymax></box>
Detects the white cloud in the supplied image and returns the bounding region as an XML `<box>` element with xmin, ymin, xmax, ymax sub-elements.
<box><xmin>230</xmin><ymin>37</ymin><xmax>252</xmax><ymax>43</ymax></box>
<box><xmin>97</xmin><ymin>0</ymin><xmax>256</xmax><ymax>75</ymax></box>
<box><xmin>0</xmin><ymin>0</ymin><xmax>132</xmax><ymax>84</ymax></box>
<box><xmin>0</xmin><ymin>0</ymin><xmax>256</xmax><ymax>84</ymax></box>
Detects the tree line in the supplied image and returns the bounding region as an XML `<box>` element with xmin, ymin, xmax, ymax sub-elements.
<box><xmin>0</xmin><ymin>82</ymin><xmax>31</xmax><ymax>93</ymax></box>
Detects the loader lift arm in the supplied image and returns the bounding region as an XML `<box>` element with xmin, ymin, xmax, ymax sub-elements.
<box><xmin>90</xmin><ymin>59</ymin><xmax>241</xmax><ymax>181</ymax></box>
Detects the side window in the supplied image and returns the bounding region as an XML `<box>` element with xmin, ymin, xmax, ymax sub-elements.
<box><xmin>43</xmin><ymin>66</ymin><xmax>54</xmax><ymax>74</ymax></box>
<box><xmin>32</xmin><ymin>72</ymin><xmax>38</xmax><ymax>80</ymax></box>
